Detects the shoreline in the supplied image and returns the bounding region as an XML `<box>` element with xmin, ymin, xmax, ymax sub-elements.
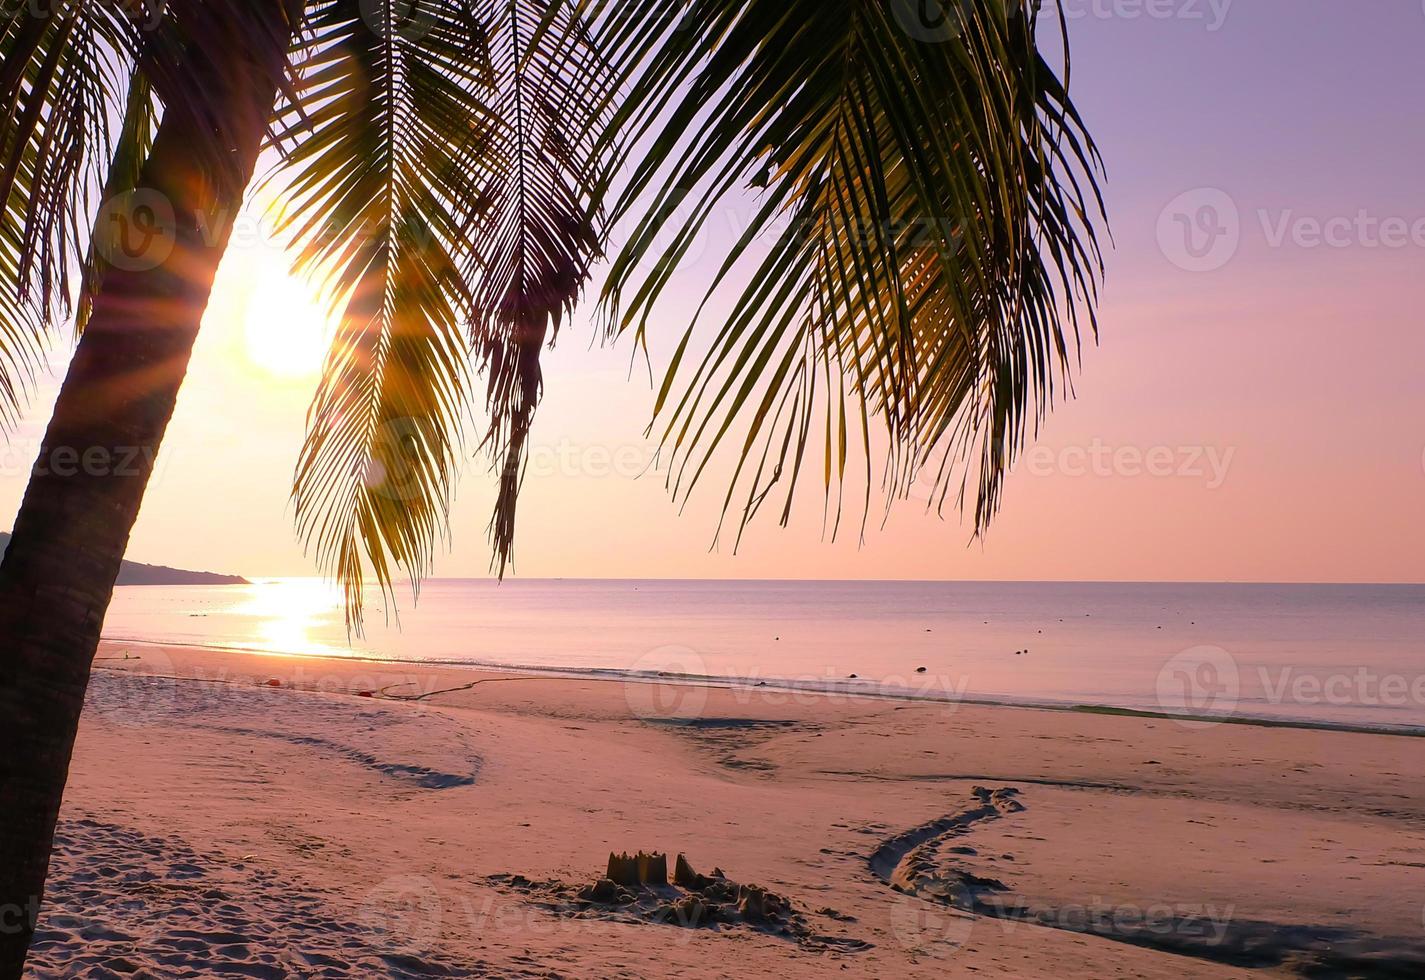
<box><xmin>100</xmin><ymin>633</ymin><xmax>1425</xmax><ymax>740</ymax></box>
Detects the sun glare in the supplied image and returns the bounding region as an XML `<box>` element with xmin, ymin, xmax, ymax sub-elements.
<box><xmin>231</xmin><ymin>578</ymin><xmax>345</xmax><ymax>656</ymax></box>
<box><xmin>239</xmin><ymin>270</ymin><xmax>333</xmax><ymax>379</ymax></box>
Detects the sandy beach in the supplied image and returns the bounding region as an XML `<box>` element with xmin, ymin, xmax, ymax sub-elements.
<box><xmin>29</xmin><ymin>642</ymin><xmax>1425</xmax><ymax>978</ymax></box>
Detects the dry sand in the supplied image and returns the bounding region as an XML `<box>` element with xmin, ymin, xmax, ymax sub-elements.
<box><xmin>27</xmin><ymin>641</ymin><xmax>1425</xmax><ymax>978</ymax></box>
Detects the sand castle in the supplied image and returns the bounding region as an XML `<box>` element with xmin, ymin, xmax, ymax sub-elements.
<box><xmin>554</xmin><ymin>851</ymin><xmax>806</xmax><ymax>934</ymax></box>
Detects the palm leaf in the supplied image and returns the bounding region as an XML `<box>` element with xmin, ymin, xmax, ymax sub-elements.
<box><xmin>597</xmin><ymin>0</ymin><xmax>1105</xmax><ymax>546</ymax></box>
<box><xmin>0</xmin><ymin>6</ymin><xmax>132</xmax><ymax>422</ymax></box>
<box><xmin>276</xmin><ymin>0</ymin><xmax>614</xmax><ymax>626</ymax></box>
<box><xmin>471</xmin><ymin>0</ymin><xmax>616</xmax><ymax>572</ymax></box>
<box><xmin>273</xmin><ymin>0</ymin><xmax>494</xmax><ymax>628</ymax></box>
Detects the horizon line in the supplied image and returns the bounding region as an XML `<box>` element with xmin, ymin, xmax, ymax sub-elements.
<box><xmin>221</xmin><ymin>575</ymin><xmax>1425</xmax><ymax>589</ymax></box>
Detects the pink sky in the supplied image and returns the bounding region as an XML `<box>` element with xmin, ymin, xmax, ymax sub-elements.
<box><xmin>1</xmin><ymin>0</ymin><xmax>1421</xmax><ymax>585</ymax></box>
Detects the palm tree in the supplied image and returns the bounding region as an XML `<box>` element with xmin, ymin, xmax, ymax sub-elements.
<box><xmin>0</xmin><ymin>0</ymin><xmax>1102</xmax><ymax>973</ymax></box>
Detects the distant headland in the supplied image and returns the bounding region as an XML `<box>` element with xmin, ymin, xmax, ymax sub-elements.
<box><xmin>0</xmin><ymin>532</ymin><xmax>247</xmax><ymax>586</ymax></box>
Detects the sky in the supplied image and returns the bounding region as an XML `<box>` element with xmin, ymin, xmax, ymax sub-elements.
<box><xmin>2</xmin><ymin>0</ymin><xmax>1423</xmax><ymax>585</ymax></box>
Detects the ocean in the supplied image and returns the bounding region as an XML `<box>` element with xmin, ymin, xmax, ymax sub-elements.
<box><xmin>100</xmin><ymin>578</ymin><xmax>1425</xmax><ymax>732</ymax></box>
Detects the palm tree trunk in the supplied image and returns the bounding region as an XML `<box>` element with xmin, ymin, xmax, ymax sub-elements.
<box><xmin>0</xmin><ymin>6</ymin><xmax>297</xmax><ymax>975</ymax></box>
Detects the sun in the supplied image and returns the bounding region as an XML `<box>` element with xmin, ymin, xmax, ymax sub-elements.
<box><xmin>240</xmin><ymin>268</ymin><xmax>333</xmax><ymax>379</ymax></box>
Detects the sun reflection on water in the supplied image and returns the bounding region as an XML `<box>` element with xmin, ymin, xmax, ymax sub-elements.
<box><xmin>229</xmin><ymin>578</ymin><xmax>347</xmax><ymax>656</ymax></box>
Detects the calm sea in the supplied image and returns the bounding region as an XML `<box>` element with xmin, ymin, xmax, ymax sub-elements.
<box><xmin>101</xmin><ymin>579</ymin><xmax>1425</xmax><ymax>732</ymax></box>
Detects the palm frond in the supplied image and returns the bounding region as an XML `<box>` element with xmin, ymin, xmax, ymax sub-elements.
<box><xmin>598</xmin><ymin>0</ymin><xmax>1105</xmax><ymax>546</ymax></box>
<box><xmin>472</xmin><ymin>0</ymin><xmax>616</xmax><ymax>573</ymax></box>
<box><xmin>0</xmin><ymin>6</ymin><xmax>134</xmax><ymax>422</ymax></box>
<box><xmin>277</xmin><ymin>0</ymin><xmax>614</xmax><ymax>625</ymax></box>
<box><xmin>273</xmin><ymin>0</ymin><xmax>495</xmax><ymax>628</ymax></box>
